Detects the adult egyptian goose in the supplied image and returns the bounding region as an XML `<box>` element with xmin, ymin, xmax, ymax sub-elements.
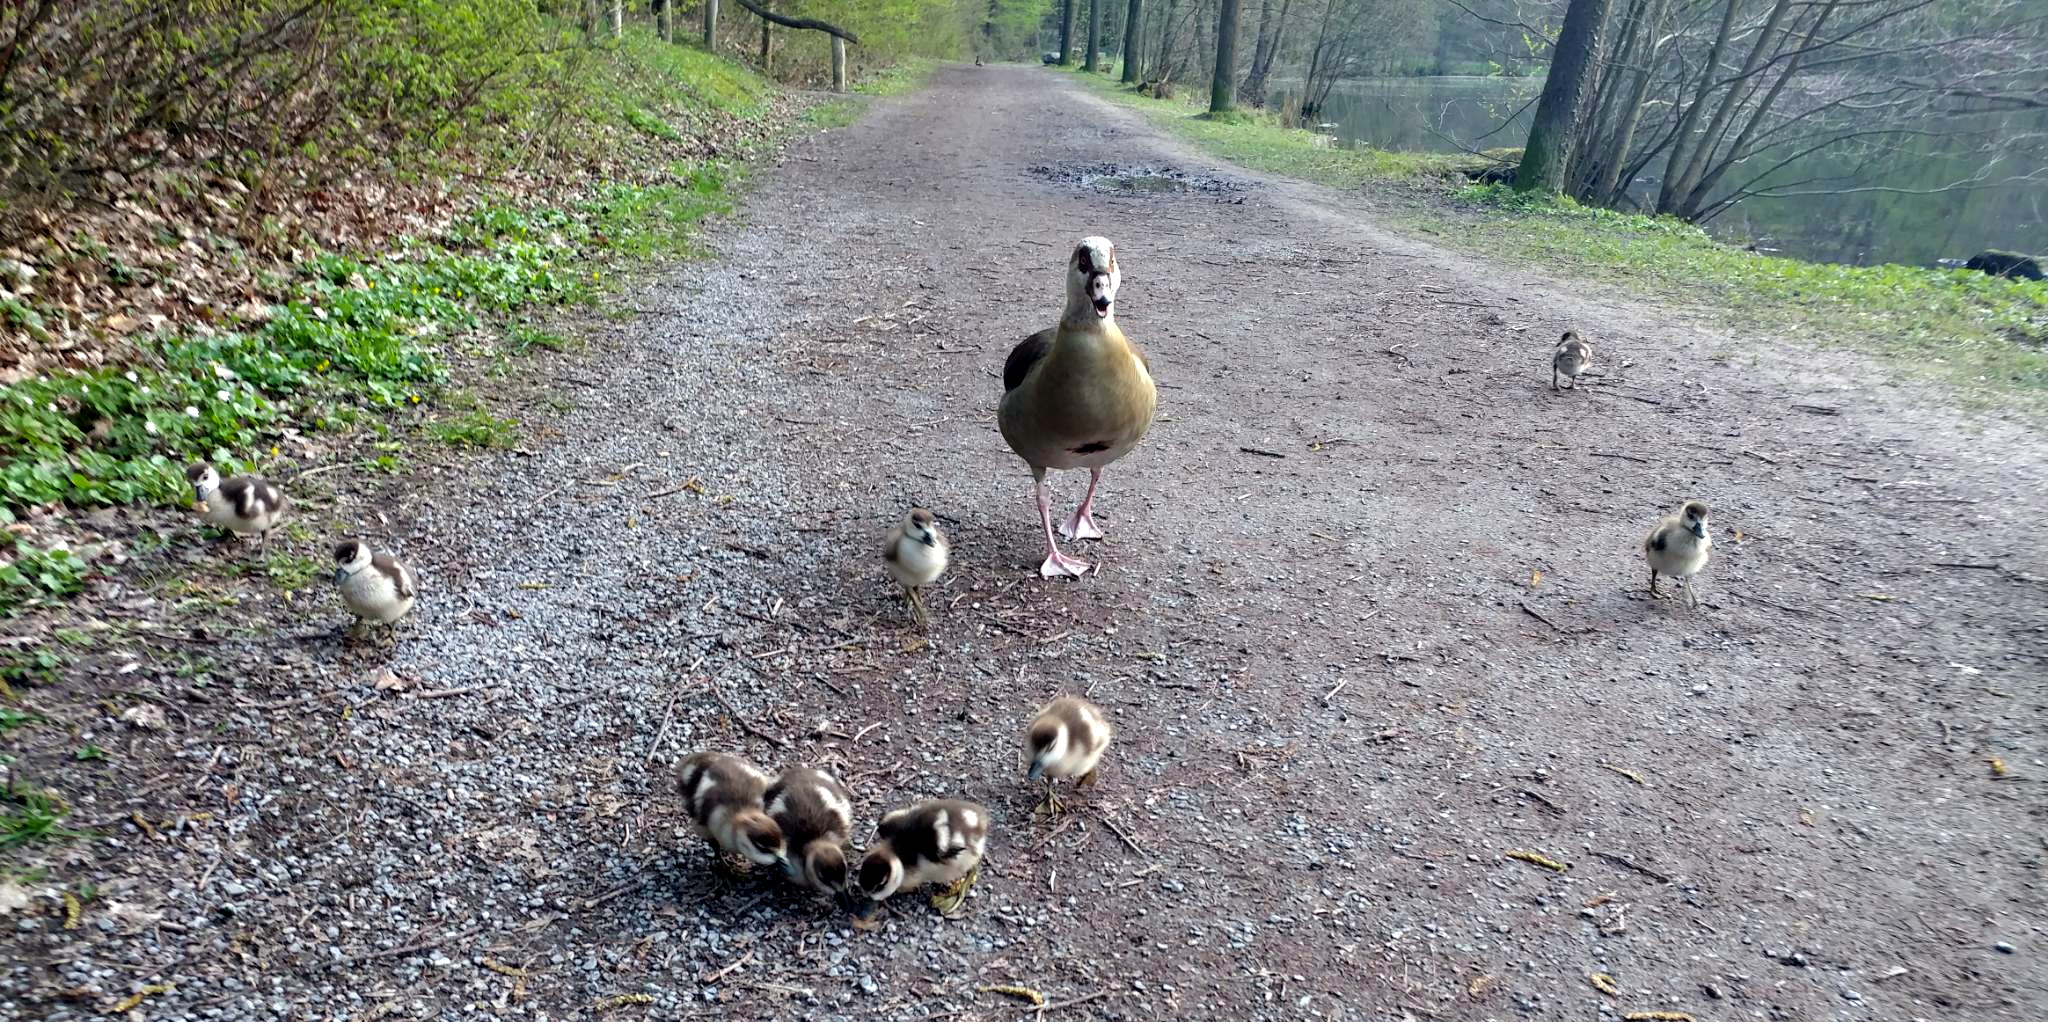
<box><xmin>998</xmin><ymin>237</ymin><xmax>1156</xmax><ymax>578</ymax></box>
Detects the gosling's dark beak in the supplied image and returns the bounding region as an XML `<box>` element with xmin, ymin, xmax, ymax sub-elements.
<box><xmin>918</xmin><ymin>532</ymin><xmax>936</xmax><ymax>548</ymax></box>
<box><xmin>332</xmin><ymin>567</ymin><xmax>347</xmax><ymax>586</ymax></box>
<box><xmin>1027</xmin><ymin>760</ymin><xmax>1046</xmax><ymax>782</ymax></box>
<box><xmin>1690</xmin><ymin>520</ymin><xmax>1707</xmax><ymax>539</ymax></box>
<box><xmin>1091</xmin><ymin>295</ymin><xmax>1111</xmax><ymax>315</ymax></box>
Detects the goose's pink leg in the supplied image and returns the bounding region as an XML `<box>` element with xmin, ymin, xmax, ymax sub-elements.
<box><xmin>1059</xmin><ymin>468</ymin><xmax>1105</xmax><ymax>541</ymax></box>
<box><xmin>1035</xmin><ymin>476</ymin><xmax>1092</xmax><ymax>578</ymax></box>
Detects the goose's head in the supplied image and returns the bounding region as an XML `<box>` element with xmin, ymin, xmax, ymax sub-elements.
<box><xmin>185</xmin><ymin>462</ymin><xmax>221</xmax><ymax>501</ymax></box>
<box><xmin>1680</xmin><ymin>500</ymin><xmax>1710</xmax><ymax>539</ymax></box>
<box><xmin>1065</xmin><ymin>236</ymin><xmax>1120</xmax><ymax>320</ymax></box>
<box><xmin>332</xmin><ymin>539</ymin><xmax>373</xmax><ymax>585</ymax></box>
<box><xmin>903</xmin><ymin>507</ymin><xmax>941</xmax><ymax>548</ymax></box>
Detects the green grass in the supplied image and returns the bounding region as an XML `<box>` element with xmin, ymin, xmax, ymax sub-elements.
<box><xmin>0</xmin><ymin>707</ymin><xmax>43</xmax><ymax>736</ymax></box>
<box><xmin>856</xmin><ymin>57</ymin><xmax>937</xmax><ymax>97</ymax></box>
<box><xmin>257</xmin><ymin>550</ymin><xmax>326</xmax><ymax>590</ymax></box>
<box><xmin>1</xmin><ymin>783</ymin><xmax>85</xmax><ymax>850</ymax></box>
<box><xmin>802</xmin><ymin>99</ymin><xmax>862</xmax><ymax>129</ymax></box>
<box><xmin>1067</xmin><ymin>69</ymin><xmax>2048</xmax><ymax>407</ymax></box>
<box><xmin>427</xmin><ymin>409</ymin><xmax>520</xmax><ymax>449</ymax></box>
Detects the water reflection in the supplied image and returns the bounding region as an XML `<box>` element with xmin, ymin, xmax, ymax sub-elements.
<box><xmin>1271</xmin><ymin>76</ymin><xmax>2047</xmax><ymax>268</ymax></box>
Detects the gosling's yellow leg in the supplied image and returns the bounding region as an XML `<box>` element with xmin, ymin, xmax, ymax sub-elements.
<box><xmin>1033</xmin><ymin>780</ymin><xmax>1065</xmax><ymax>817</ymax></box>
<box><xmin>929</xmin><ymin>864</ymin><xmax>982</xmax><ymax>917</ymax></box>
<box><xmin>909</xmin><ymin>586</ymin><xmax>931</xmax><ymax>629</ymax></box>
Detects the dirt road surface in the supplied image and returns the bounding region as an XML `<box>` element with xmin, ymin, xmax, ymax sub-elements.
<box><xmin>7</xmin><ymin>64</ymin><xmax>2044</xmax><ymax>1022</ymax></box>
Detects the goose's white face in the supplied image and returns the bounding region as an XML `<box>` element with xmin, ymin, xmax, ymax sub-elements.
<box><xmin>904</xmin><ymin>509</ymin><xmax>940</xmax><ymax>547</ymax></box>
<box><xmin>1681</xmin><ymin>502</ymin><xmax>1710</xmax><ymax>538</ymax></box>
<box><xmin>333</xmin><ymin>541</ymin><xmax>373</xmax><ymax>585</ymax></box>
<box><xmin>186</xmin><ymin>464</ymin><xmax>221</xmax><ymax>501</ymax></box>
<box><xmin>1068</xmin><ymin>237</ymin><xmax>1120</xmax><ymax>319</ymax></box>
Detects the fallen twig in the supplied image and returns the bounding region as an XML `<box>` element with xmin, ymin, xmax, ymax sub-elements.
<box><xmin>1097</xmin><ymin>815</ymin><xmax>1148</xmax><ymax>857</ymax></box>
<box><xmin>331</xmin><ymin>925</ymin><xmax>483</xmax><ymax>969</ymax></box>
<box><xmin>1741</xmin><ymin>449</ymin><xmax>1779</xmax><ymax>465</ymax></box>
<box><xmin>1791</xmin><ymin>404</ymin><xmax>1840</xmax><ymax>415</ymax></box>
<box><xmin>712</xmin><ymin>680</ymin><xmax>789</xmax><ymax>748</ymax></box>
<box><xmin>1239</xmin><ymin>446</ymin><xmax>1288</xmax><ymax>459</ymax></box>
<box><xmin>1506</xmin><ymin>850</ymin><xmax>1569</xmax><ymax>872</ymax></box>
<box><xmin>1518</xmin><ymin>601</ymin><xmax>1568</xmax><ymax>633</ymax></box>
<box><xmin>1590</xmin><ymin>452</ymin><xmax>1651</xmax><ymax>464</ymax></box>
<box><xmin>978</xmin><ymin>985</ymin><xmax>1046</xmax><ymax>1005</ymax></box>
<box><xmin>1033</xmin><ymin>991</ymin><xmax>1112</xmax><ymax>1014</ymax></box>
<box><xmin>1519</xmin><ymin>789</ymin><xmax>1565</xmax><ymax>815</ymax></box>
<box><xmin>1593</xmin><ymin>850</ymin><xmax>1672</xmax><ymax>884</ymax></box>
<box><xmin>407</xmin><ymin>684</ymin><xmax>493</xmax><ymax>700</ymax></box>
<box><xmin>1599</xmin><ymin>763</ymin><xmax>1646</xmax><ymax>785</ymax></box>
<box><xmin>1931</xmin><ymin>561</ymin><xmax>1999</xmax><ymax>570</ymax></box>
<box><xmin>700</xmin><ymin>950</ymin><xmax>754</xmax><ymax>984</ymax></box>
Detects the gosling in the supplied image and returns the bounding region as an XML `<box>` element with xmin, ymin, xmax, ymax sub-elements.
<box><xmin>187</xmin><ymin>462</ymin><xmax>287</xmax><ymax>552</ymax></box>
<box><xmin>884</xmin><ymin>508</ymin><xmax>950</xmax><ymax>628</ymax></box>
<box><xmin>765</xmin><ymin>766</ymin><xmax>856</xmax><ymax>903</ymax></box>
<box><xmin>854</xmin><ymin>799</ymin><xmax>991</xmax><ymax>919</ymax></box>
<box><xmin>1552</xmin><ymin>330</ymin><xmax>1593</xmax><ymax>391</ymax></box>
<box><xmin>1643</xmin><ymin>500</ymin><xmax>1713</xmax><ymax>608</ymax></box>
<box><xmin>1025</xmin><ymin>696</ymin><xmax>1113</xmax><ymax>816</ymax></box>
<box><xmin>678</xmin><ymin>751</ymin><xmax>787</xmax><ymax>871</ymax></box>
<box><xmin>332</xmin><ymin>539</ymin><xmax>418</xmax><ymax>640</ymax></box>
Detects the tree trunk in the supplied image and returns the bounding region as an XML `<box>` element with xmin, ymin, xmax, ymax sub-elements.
<box><xmin>1086</xmin><ymin>0</ymin><xmax>1103</xmax><ymax>70</ymax></box>
<box><xmin>831</xmin><ymin>34</ymin><xmax>847</xmax><ymax>91</ymax></box>
<box><xmin>1589</xmin><ymin>0</ymin><xmax>1667</xmax><ymax>204</ymax></box>
<box><xmin>610</xmin><ymin>0</ymin><xmax>623</xmax><ymax>36</ymax></box>
<box><xmin>1241</xmin><ymin>0</ymin><xmax>1288</xmax><ymax>107</ymax></box>
<box><xmin>1513</xmin><ymin>0</ymin><xmax>1611</xmax><ymax>193</ymax></box>
<box><xmin>1121</xmin><ymin>0</ymin><xmax>1144</xmax><ymax>82</ymax></box>
<box><xmin>1677</xmin><ymin>0</ymin><xmax>1838</xmax><ymax>217</ymax></box>
<box><xmin>1656</xmin><ymin>0</ymin><xmax>1743</xmax><ymax>211</ymax></box>
<box><xmin>1664</xmin><ymin>0</ymin><xmax>1793</xmax><ymax>213</ymax></box>
<box><xmin>703</xmin><ymin>0</ymin><xmax>719</xmax><ymax>49</ymax></box>
<box><xmin>1060</xmin><ymin>0</ymin><xmax>1077</xmax><ymax>64</ymax></box>
<box><xmin>657</xmin><ymin>0</ymin><xmax>674</xmax><ymax>41</ymax></box>
<box><xmin>1208</xmin><ymin>0</ymin><xmax>1240</xmax><ymax>113</ymax></box>
<box><xmin>1155</xmin><ymin>0</ymin><xmax>1181</xmax><ymax>83</ymax></box>
<box><xmin>759</xmin><ymin>10</ymin><xmax>770</xmax><ymax>68</ymax></box>
<box><xmin>583</xmin><ymin>0</ymin><xmax>601</xmax><ymax>39</ymax></box>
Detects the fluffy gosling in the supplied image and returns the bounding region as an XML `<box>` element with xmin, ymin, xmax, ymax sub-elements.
<box><xmin>1643</xmin><ymin>500</ymin><xmax>1713</xmax><ymax>608</ymax></box>
<box><xmin>884</xmin><ymin>508</ymin><xmax>950</xmax><ymax>628</ymax></box>
<box><xmin>678</xmin><ymin>751</ymin><xmax>786</xmax><ymax>871</ymax></box>
<box><xmin>855</xmin><ymin>799</ymin><xmax>991</xmax><ymax>919</ymax></box>
<box><xmin>1552</xmin><ymin>330</ymin><xmax>1593</xmax><ymax>391</ymax></box>
<box><xmin>187</xmin><ymin>462</ymin><xmax>287</xmax><ymax>552</ymax></box>
<box><xmin>332</xmin><ymin>539</ymin><xmax>418</xmax><ymax>641</ymax></box>
<box><xmin>765</xmin><ymin>766</ymin><xmax>857</xmax><ymax>903</ymax></box>
<box><xmin>1025</xmin><ymin>695</ymin><xmax>1112</xmax><ymax>816</ymax></box>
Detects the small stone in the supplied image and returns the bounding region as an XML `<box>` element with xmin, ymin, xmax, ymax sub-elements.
<box><xmin>1994</xmin><ymin>941</ymin><xmax>2017</xmax><ymax>954</ymax></box>
<box><xmin>1779</xmin><ymin>952</ymin><xmax>1809</xmax><ymax>967</ymax></box>
<box><xmin>1841</xmin><ymin>989</ymin><xmax>1862</xmax><ymax>1002</ymax></box>
<box><xmin>1702</xmin><ymin>983</ymin><xmax>1725</xmax><ymax>1000</ymax></box>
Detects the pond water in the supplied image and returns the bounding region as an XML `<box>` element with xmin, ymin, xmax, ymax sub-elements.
<box><xmin>1269</xmin><ymin>76</ymin><xmax>2048</xmax><ymax>268</ymax></box>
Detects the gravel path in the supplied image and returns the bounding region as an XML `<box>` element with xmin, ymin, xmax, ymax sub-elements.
<box><xmin>5</xmin><ymin>63</ymin><xmax>2045</xmax><ymax>1022</ymax></box>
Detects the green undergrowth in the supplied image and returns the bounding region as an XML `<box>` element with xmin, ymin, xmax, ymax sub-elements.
<box><xmin>1068</xmin><ymin>69</ymin><xmax>2048</xmax><ymax>407</ymax></box>
<box><xmin>0</xmin><ymin>27</ymin><xmax>812</xmax><ymax>613</ymax></box>
<box><xmin>857</xmin><ymin>57</ymin><xmax>938</xmax><ymax>97</ymax></box>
